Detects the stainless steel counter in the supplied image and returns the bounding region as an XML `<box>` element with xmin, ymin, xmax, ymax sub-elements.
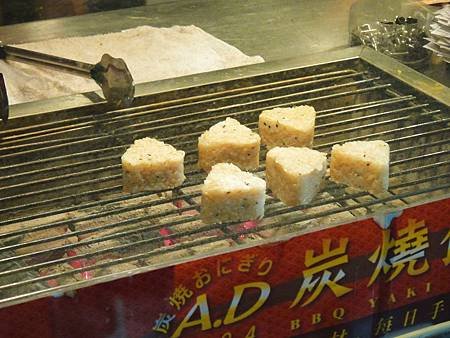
<box><xmin>0</xmin><ymin>0</ymin><xmax>357</xmax><ymax>62</ymax></box>
<box><xmin>0</xmin><ymin>0</ymin><xmax>447</xmax><ymax>110</ymax></box>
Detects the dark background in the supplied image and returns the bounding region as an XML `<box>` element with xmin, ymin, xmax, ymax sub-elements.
<box><xmin>0</xmin><ymin>0</ymin><xmax>146</xmax><ymax>25</ymax></box>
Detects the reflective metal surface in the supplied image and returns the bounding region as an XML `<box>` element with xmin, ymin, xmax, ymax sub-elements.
<box><xmin>0</xmin><ymin>0</ymin><xmax>356</xmax><ymax>61</ymax></box>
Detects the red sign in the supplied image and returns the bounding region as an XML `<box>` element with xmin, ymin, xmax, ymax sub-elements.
<box><xmin>0</xmin><ymin>199</ymin><xmax>449</xmax><ymax>338</ymax></box>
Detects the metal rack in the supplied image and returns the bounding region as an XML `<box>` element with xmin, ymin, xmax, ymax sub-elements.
<box><xmin>0</xmin><ymin>47</ymin><xmax>448</xmax><ymax>309</ymax></box>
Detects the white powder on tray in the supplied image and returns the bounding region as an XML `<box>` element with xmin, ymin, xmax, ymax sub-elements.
<box><xmin>0</xmin><ymin>25</ymin><xmax>264</xmax><ymax>105</ymax></box>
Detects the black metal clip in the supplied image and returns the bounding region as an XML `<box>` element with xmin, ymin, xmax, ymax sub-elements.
<box><xmin>0</xmin><ymin>73</ymin><xmax>9</xmax><ymax>124</ymax></box>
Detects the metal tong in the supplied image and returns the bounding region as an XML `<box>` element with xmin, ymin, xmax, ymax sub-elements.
<box><xmin>0</xmin><ymin>42</ymin><xmax>135</xmax><ymax>123</ymax></box>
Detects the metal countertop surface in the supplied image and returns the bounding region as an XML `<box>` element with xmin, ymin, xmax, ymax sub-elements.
<box><xmin>0</xmin><ymin>0</ymin><xmax>447</xmax><ymax>103</ymax></box>
<box><xmin>0</xmin><ymin>0</ymin><xmax>357</xmax><ymax>62</ymax></box>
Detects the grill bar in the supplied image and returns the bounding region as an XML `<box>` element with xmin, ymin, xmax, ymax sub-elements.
<box><xmin>315</xmin><ymin>104</ymin><xmax>430</xmax><ymax>129</ymax></box>
<box><xmin>0</xmin><ymin>102</ymin><xmax>435</xmax><ymax>193</ymax></box>
<box><xmin>0</xmin><ymin>160</ymin><xmax>446</xmax><ymax>268</ymax></box>
<box><xmin>0</xmin><ymin>179</ymin><xmax>447</xmax><ymax>299</ymax></box>
<box><xmin>0</xmin><ymin>146</ymin><xmax>126</xmax><ymax>171</ymax></box>
<box><xmin>0</xmin><ymin>95</ymin><xmax>413</xmax><ymax>174</ymax></box>
<box><xmin>0</xmin><ymin>80</ymin><xmax>388</xmax><ymax>160</ymax></box>
<box><xmin>1</xmin><ymin>119</ymin><xmax>446</xmax><ymax>216</ymax></box>
<box><xmin>112</xmin><ymin>75</ymin><xmax>374</xmax><ymax>133</ymax></box>
<box><xmin>1</xmin><ymin>139</ymin><xmax>447</xmax><ymax>253</ymax></box>
<box><xmin>120</xmin><ymin>84</ymin><xmax>390</xmax><ymax>138</ymax></box>
<box><xmin>1</xmin><ymin>120</ymin><xmax>447</xmax><ymax>220</ymax></box>
<box><xmin>0</xmin><ymin>104</ymin><xmax>439</xmax><ymax>176</ymax></box>
<box><xmin>0</xmin><ymin>69</ymin><xmax>359</xmax><ymax>139</ymax></box>
<box><xmin>316</xmin><ymin>124</ymin><xmax>449</xmax><ymax>150</ymax></box>
<box><xmin>0</xmin><ymin>96</ymin><xmax>418</xmax><ymax>172</ymax></box>
<box><xmin>0</xmin><ymin>185</ymin><xmax>122</xmax><ymax>219</ymax></box>
<box><xmin>0</xmin><ymin>185</ymin><xmax>202</xmax><ymax>237</ymax></box>
<box><xmin>0</xmin><ymin>128</ymin><xmax>442</xmax><ymax>228</ymax></box>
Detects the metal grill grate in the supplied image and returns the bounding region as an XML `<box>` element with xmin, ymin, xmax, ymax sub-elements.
<box><xmin>0</xmin><ymin>50</ymin><xmax>449</xmax><ymax>308</ymax></box>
